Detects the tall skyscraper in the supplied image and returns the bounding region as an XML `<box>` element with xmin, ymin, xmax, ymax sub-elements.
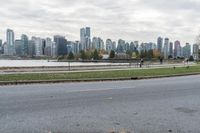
<box><xmin>51</xmin><ymin>42</ymin><xmax>57</xmax><ymax>58</ymax></box>
<box><xmin>32</xmin><ymin>37</ymin><xmax>43</xmax><ymax>57</ymax></box>
<box><xmin>174</xmin><ymin>40</ymin><xmax>181</xmax><ymax>58</ymax></box>
<box><xmin>145</xmin><ymin>42</ymin><xmax>153</xmax><ymax>51</ymax></box>
<box><xmin>183</xmin><ymin>43</ymin><xmax>191</xmax><ymax>58</ymax></box>
<box><xmin>129</xmin><ymin>42</ymin><xmax>136</xmax><ymax>52</ymax></box>
<box><xmin>193</xmin><ymin>44</ymin><xmax>199</xmax><ymax>60</ymax></box>
<box><xmin>44</xmin><ymin>38</ymin><xmax>52</xmax><ymax>57</ymax></box>
<box><xmin>92</xmin><ymin>37</ymin><xmax>98</xmax><ymax>50</ymax></box>
<box><xmin>163</xmin><ymin>38</ymin><xmax>169</xmax><ymax>59</ymax></box>
<box><xmin>125</xmin><ymin>42</ymin><xmax>130</xmax><ymax>51</ymax></box>
<box><xmin>54</xmin><ymin>35</ymin><xmax>67</xmax><ymax>56</ymax></box>
<box><xmin>80</xmin><ymin>27</ymin><xmax>91</xmax><ymax>51</ymax></box>
<box><xmin>28</xmin><ymin>40</ymin><xmax>36</xmax><ymax>57</ymax></box>
<box><xmin>100</xmin><ymin>38</ymin><xmax>104</xmax><ymax>50</ymax></box>
<box><xmin>92</xmin><ymin>37</ymin><xmax>104</xmax><ymax>50</ymax></box>
<box><xmin>106</xmin><ymin>39</ymin><xmax>113</xmax><ymax>52</ymax></box>
<box><xmin>21</xmin><ymin>34</ymin><xmax>29</xmax><ymax>56</ymax></box>
<box><xmin>0</xmin><ymin>40</ymin><xmax>2</xmax><ymax>46</ymax></box>
<box><xmin>85</xmin><ymin>27</ymin><xmax>91</xmax><ymax>38</ymax></box>
<box><xmin>169</xmin><ymin>42</ymin><xmax>173</xmax><ymax>57</ymax></box>
<box><xmin>117</xmin><ymin>39</ymin><xmax>125</xmax><ymax>53</ymax></box>
<box><xmin>85</xmin><ymin>27</ymin><xmax>91</xmax><ymax>50</ymax></box>
<box><xmin>66</xmin><ymin>41</ymin><xmax>74</xmax><ymax>54</ymax></box>
<box><xmin>6</xmin><ymin>29</ymin><xmax>15</xmax><ymax>55</ymax></box>
<box><xmin>80</xmin><ymin>28</ymin><xmax>85</xmax><ymax>51</ymax></box>
<box><xmin>112</xmin><ymin>41</ymin><xmax>116</xmax><ymax>51</ymax></box>
<box><xmin>3</xmin><ymin>42</ymin><xmax>9</xmax><ymax>55</ymax></box>
<box><xmin>73</xmin><ymin>41</ymin><xmax>80</xmax><ymax>54</ymax></box>
<box><xmin>157</xmin><ymin>37</ymin><xmax>163</xmax><ymax>53</ymax></box>
<box><xmin>0</xmin><ymin>40</ymin><xmax>2</xmax><ymax>54</ymax></box>
<box><xmin>134</xmin><ymin>41</ymin><xmax>139</xmax><ymax>51</ymax></box>
<box><xmin>15</xmin><ymin>40</ymin><xmax>22</xmax><ymax>56</ymax></box>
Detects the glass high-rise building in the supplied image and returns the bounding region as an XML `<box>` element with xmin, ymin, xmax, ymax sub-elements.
<box><xmin>85</xmin><ymin>27</ymin><xmax>91</xmax><ymax>38</ymax></box>
<box><xmin>80</xmin><ymin>27</ymin><xmax>91</xmax><ymax>51</ymax></box>
<box><xmin>0</xmin><ymin>39</ymin><xmax>2</xmax><ymax>46</ymax></box>
<box><xmin>28</xmin><ymin>40</ymin><xmax>36</xmax><ymax>57</ymax></box>
<box><xmin>163</xmin><ymin>38</ymin><xmax>169</xmax><ymax>59</ymax></box>
<box><xmin>92</xmin><ymin>37</ymin><xmax>104</xmax><ymax>50</ymax></box>
<box><xmin>183</xmin><ymin>43</ymin><xmax>191</xmax><ymax>58</ymax></box>
<box><xmin>117</xmin><ymin>39</ymin><xmax>126</xmax><ymax>53</ymax></box>
<box><xmin>32</xmin><ymin>37</ymin><xmax>43</xmax><ymax>57</ymax></box>
<box><xmin>0</xmin><ymin>39</ymin><xmax>2</xmax><ymax>54</ymax></box>
<box><xmin>80</xmin><ymin>28</ymin><xmax>86</xmax><ymax>51</ymax></box>
<box><xmin>174</xmin><ymin>40</ymin><xmax>181</xmax><ymax>58</ymax></box>
<box><xmin>106</xmin><ymin>39</ymin><xmax>113</xmax><ymax>52</ymax></box>
<box><xmin>6</xmin><ymin>29</ymin><xmax>15</xmax><ymax>55</ymax></box>
<box><xmin>15</xmin><ymin>40</ymin><xmax>22</xmax><ymax>56</ymax></box>
<box><xmin>21</xmin><ymin>34</ymin><xmax>29</xmax><ymax>56</ymax></box>
<box><xmin>44</xmin><ymin>38</ymin><xmax>52</xmax><ymax>57</ymax></box>
<box><xmin>54</xmin><ymin>35</ymin><xmax>67</xmax><ymax>56</ymax></box>
<box><xmin>157</xmin><ymin>37</ymin><xmax>163</xmax><ymax>53</ymax></box>
<box><xmin>73</xmin><ymin>41</ymin><xmax>80</xmax><ymax>54</ymax></box>
<box><xmin>51</xmin><ymin>42</ymin><xmax>57</xmax><ymax>58</ymax></box>
<box><xmin>169</xmin><ymin>42</ymin><xmax>173</xmax><ymax>57</ymax></box>
<box><xmin>193</xmin><ymin>44</ymin><xmax>199</xmax><ymax>60</ymax></box>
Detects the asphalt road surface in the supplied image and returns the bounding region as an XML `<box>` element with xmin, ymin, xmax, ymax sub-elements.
<box><xmin>1</xmin><ymin>75</ymin><xmax>200</xmax><ymax>133</ymax></box>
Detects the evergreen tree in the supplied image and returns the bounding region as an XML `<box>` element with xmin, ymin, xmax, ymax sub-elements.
<box><xmin>93</xmin><ymin>49</ymin><xmax>99</xmax><ymax>60</ymax></box>
<box><xmin>189</xmin><ymin>56</ymin><xmax>194</xmax><ymax>61</ymax></box>
<box><xmin>109</xmin><ymin>50</ymin><xmax>115</xmax><ymax>59</ymax></box>
<box><xmin>80</xmin><ymin>50</ymin><xmax>87</xmax><ymax>60</ymax></box>
<box><xmin>67</xmin><ymin>51</ymin><xmax>74</xmax><ymax>60</ymax></box>
<box><xmin>135</xmin><ymin>50</ymin><xmax>139</xmax><ymax>59</ymax></box>
<box><xmin>140</xmin><ymin>50</ymin><xmax>145</xmax><ymax>58</ymax></box>
<box><xmin>199</xmin><ymin>50</ymin><xmax>200</xmax><ymax>60</ymax></box>
<box><xmin>147</xmin><ymin>50</ymin><xmax>153</xmax><ymax>59</ymax></box>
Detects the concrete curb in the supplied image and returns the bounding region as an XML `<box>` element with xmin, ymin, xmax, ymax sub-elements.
<box><xmin>0</xmin><ymin>72</ymin><xmax>200</xmax><ymax>86</ymax></box>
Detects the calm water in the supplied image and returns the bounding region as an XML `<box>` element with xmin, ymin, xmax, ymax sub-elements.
<box><xmin>0</xmin><ymin>60</ymin><xmax>127</xmax><ymax>67</ymax></box>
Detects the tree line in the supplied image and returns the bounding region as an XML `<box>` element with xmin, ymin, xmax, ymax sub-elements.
<box><xmin>57</xmin><ymin>49</ymin><xmax>200</xmax><ymax>61</ymax></box>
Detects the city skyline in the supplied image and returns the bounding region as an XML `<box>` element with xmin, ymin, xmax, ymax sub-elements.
<box><xmin>0</xmin><ymin>28</ymin><xmax>197</xmax><ymax>46</ymax></box>
<box><xmin>1</xmin><ymin>0</ymin><xmax>200</xmax><ymax>44</ymax></box>
<box><xmin>0</xmin><ymin>27</ymin><xmax>198</xmax><ymax>60</ymax></box>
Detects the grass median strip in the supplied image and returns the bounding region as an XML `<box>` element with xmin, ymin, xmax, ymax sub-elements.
<box><xmin>0</xmin><ymin>65</ymin><xmax>200</xmax><ymax>82</ymax></box>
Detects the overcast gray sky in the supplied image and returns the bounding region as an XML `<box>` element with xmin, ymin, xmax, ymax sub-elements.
<box><xmin>0</xmin><ymin>0</ymin><xmax>200</xmax><ymax>44</ymax></box>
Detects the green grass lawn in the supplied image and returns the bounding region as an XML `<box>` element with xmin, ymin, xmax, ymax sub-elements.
<box><xmin>0</xmin><ymin>65</ymin><xmax>200</xmax><ymax>82</ymax></box>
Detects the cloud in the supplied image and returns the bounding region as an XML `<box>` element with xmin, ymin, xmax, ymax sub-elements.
<box><xmin>0</xmin><ymin>0</ymin><xmax>200</xmax><ymax>44</ymax></box>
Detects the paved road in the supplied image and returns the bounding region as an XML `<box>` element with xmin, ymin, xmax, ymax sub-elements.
<box><xmin>0</xmin><ymin>75</ymin><xmax>200</xmax><ymax>133</ymax></box>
